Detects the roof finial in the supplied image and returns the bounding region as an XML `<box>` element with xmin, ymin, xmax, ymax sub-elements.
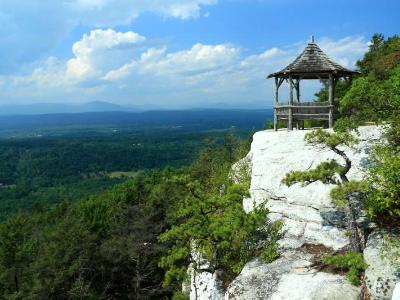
<box><xmin>311</xmin><ymin>35</ymin><xmax>315</xmax><ymax>43</ymax></box>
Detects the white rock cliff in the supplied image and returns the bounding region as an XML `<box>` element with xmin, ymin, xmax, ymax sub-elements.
<box><xmin>189</xmin><ymin>126</ymin><xmax>400</xmax><ymax>300</ymax></box>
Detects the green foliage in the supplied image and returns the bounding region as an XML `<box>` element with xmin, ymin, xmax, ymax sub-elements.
<box><xmin>68</xmin><ymin>276</ymin><xmax>97</xmax><ymax>300</ymax></box>
<box><xmin>78</xmin><ymin>191</ymin><xmax>125</xmax><ymax>237</ymax></box>
<box><xmin>159</xmin><ymin>178</ymin><xmax>279</xmax><ymax>286</ymax></box>
<box><xmin>333</xmin><ymin>117</ymin><xmax>359</xmax><ymax>133</ymax></box>
<box><xmin>0</xmin><ymin>172</ymin><xmax>177</xmax><ymax>299</ymax></box>
<box><xmin>260</xmin><ymin>221</ymin><xmax>284</xmax><ymax>263</ymax></box>
<box><xmin>263</xmin><ymin>119</ymin><xmax>287</xmax><ymax>131</ymax></box>
<box><xmin>339</xmin><ymin>35</ymin><xmax>400</xmax><ymax>125</ymax></box>
<box><xmin>304</xmin><ymin>129</ymin><xmax>358</xmax><ymax>149</ymax></box>
<box><xmin>364</xmin><ymin>145</ymin><xmax>400</xmax><ymax>220</ymax></box>
<box><xmin>346</xmin><ymin>39</ymin><xmax>400</xmax><ymax>222</ymax></box>
<box><xmin>266</xmin><ymin>120</ymin><xmax>287</xmax><ymax>130</ymax></box>
<box><xmin>0</xmin><ymin>125</ymin><xmax>258</xmax><ymax>219</ymax></box>
<box><xmin>265</xmin><ymin>120</ymin><xmax>274</xmax><ymax>129</ymax></box>
<box><xmin>385</xmin><ymin>117</ymin><xmax>400</xmax><ymax>148</ymax></box>
<box><xmin>282</xmin><ymin>160</ymin><xmax>342</xmax><ymax>186</ymax></box>
<box><xmin>357</xmin><ymin>34</ymin><xmax>400</xmax><ymax>78</ymax></box>
<box><xmin>340</xmin><ymin>72</ymin><xmax>398</xmax><ymax>123</ymax></box>
<box><xmin>330</xmin><ymin>180</ymin><xmax>369</xmax><ymax>207</ymax></box>
<box><xmin>322</xmin><ymin>252</ymin><xmax>368</xmax><ymax>285</ymax></box>
<box><xmin>172</xmin><ymin>291</ymin><xmax>190</xmax><ymax>300</ymax></box>
<box><xmin>0</xmin><ymin>202</ymin><xmax>97</xmax><ymax>299</ymax></box>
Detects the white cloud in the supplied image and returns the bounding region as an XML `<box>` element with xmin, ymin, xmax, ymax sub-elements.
<box><xmin>318</xmin><ymin>36</ymin><xmax>368</xmax><ymax>67</ymax></box>
<box><xmin>0</xmin><ymin>0</ymin><xmax>217</xmax><ymax>74</ymax></box>
<box><xmin>72</xmin><ymin>0</ymin><xmax>217</xmax><ymax>22</ymax></box>
<box><xmin>0</xmin><ymin>32</ymin><xmax>368</xmax><ymax>108</ymax></box>
<box><xmin>67</xmin><ymin>29</ymin><xmax>145</xmax><ymax>78</ymax></box>
<box><xmin>104</xmin><ymin>43</ymin><xmax>239</xmax><ymax>82</ymax></box>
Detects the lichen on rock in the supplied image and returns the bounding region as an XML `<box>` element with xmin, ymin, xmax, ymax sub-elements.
<box><xmin>225</xmin><ymin>250</ymin><xmax>360</xmax><ymax>300</ymax></box>
<box><xmin>364</xmin><ymin>230</ymin><xmax>400</xmax><ymax>300</ymax></box>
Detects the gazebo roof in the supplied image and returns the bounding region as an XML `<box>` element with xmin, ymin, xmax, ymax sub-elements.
<box><xmin>267</xmin><ymin>41</ymin><xmax>360</xmax><ymax>79</ymax></box>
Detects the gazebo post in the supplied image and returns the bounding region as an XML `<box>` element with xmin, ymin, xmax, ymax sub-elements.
<box><xmin>295</xmin><ymin>79</ymin><xmax>300</xmax><ymax>129</ymax></box>
<box><xmin>288</xmin><ymin>75</ymin><xmax>293</xmax><ymax>130</ymax></box>
<box><xmin>328</xmin><ymin>73</ymin><xmax>334</xmax><ymax>128</ymax></box>
<box><xmin>295</xmin><ymin>79</ymin><xmax>300</xmax><ymax>102</ymax></box>
<box><xmin>274</xmin><ymin>77</ymin><xmax>279</xmax><ymax>131</ymax></box>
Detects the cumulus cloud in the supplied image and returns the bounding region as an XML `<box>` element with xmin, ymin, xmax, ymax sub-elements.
<box><xmin>0</xmin><ymin>0</ymin><xmax>217</xmax><ymax>74</ymax></box>
<box><xmin>0</xmin><ymin>31</ymin><xmax>368</xmax><ymax>108</ymax></box>
<box><xmin>103</xmin><ymin>43</ymin><xmax>239</xmax><ymax>81</ymax></box>
<box><xmin>67</xmin><ymin>29</ymin><xmax>145</xmax><ymax>79</ymax></box>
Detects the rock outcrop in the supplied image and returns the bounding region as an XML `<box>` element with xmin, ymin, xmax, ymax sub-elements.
<box><xmin>189</xmin><ymin>126</ymin><xmax>399</xmax><ymax>300</ymax></box>
<box><xmin>225</xmin><ymin>250</ymin><xmax>360</xmax><ymax>300</ymax></box>
<box><xmin>364</xmin><ymin>230</ymin><xmax>400</xmax><ymax>300</ymax></box>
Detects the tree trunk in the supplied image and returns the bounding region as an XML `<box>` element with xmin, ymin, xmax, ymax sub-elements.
<box><xmin>344</xmin><ymin>197</ymin><xmax>361</xmax><ymax>252</ymax></box>
<box><xmin>332</xmin><ymin>146</ymin><xmax>361</xmax><ymax>252</ymax></box>
<box><xmin>14</xmin><ymin>273</ymin><xmax>18</xmax><ymax>292</ymax></box>
<box><xmin>331</xmin><ymin>147</ymin><xmax>351</xmax><ymax>182</ymax></box>
<box><xmin>193</xmin><ymin>268</ymin><xmax>198</xmax><ymax>300</ymax></box>
<box><xmin>135</xmin><ymin>254</ymin><xmax>141</xmax><ymax>300</ymax></box>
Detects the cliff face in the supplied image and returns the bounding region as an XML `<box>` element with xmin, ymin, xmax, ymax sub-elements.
<box><xmin>226</xmin><ymin>126</ymin><xmax>378</xmax><ymax>300</ymax></box>
<box><xmin>189</xmin><ymin>126</ymin><xmax>400</xmax><ymax>300</ymax></box>
<box><xmin>244</xmin><ymin>126</ymin><xmax>378</xmax><ymax>250</ymax></box>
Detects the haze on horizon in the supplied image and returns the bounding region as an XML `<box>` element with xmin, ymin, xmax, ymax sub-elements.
<box><xmin>0</xmin><ymin>0</ymin><xmax>399</xmax><ymax>110</ymax></box>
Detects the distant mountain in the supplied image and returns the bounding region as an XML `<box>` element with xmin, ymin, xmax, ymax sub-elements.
<box><xmin>0</xmin><ymin>101</ymin><xmax>271</xmax><ymax>116</ymax></box>
<box><xmin>0</xmin><ymin>109</ymin><xmax>273</xmax><ymax>134</ymax></box>
<box><xmin>194</xmin><ymin>101</ymin><xmax>269</xmax><ymax>110</ymax></box>
<box><xmin>0</xmin><ymin>101</ymin><xmax>135</xmax><ymax>115</ymax></box>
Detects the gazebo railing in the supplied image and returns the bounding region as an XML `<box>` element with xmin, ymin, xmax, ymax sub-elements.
<box><xmin>275</xmin><ymin>101</ymin><xmax>331</xmax><ymax>107</ymax></box>
<box><xmin>275</xmin><ymin>101</ymin><xmax>331</xmax><ymax>120</ymax></box>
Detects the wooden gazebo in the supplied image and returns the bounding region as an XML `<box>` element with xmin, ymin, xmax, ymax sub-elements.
<box><xmin>267</xmin><ymin>37</ymin><xmax>359</xmax><ymax>130</ymax></box>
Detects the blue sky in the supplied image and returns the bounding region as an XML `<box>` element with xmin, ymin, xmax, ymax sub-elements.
<box><xmin>0</xmin><ymin>0</ymin><xmax>399</xmax><ymax>109</ymax></box>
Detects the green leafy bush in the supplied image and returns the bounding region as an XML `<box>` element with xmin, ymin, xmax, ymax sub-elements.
<box><xmin>172</xmin><ymin>291</ymin><xmax>190</xmax><ymax>300</ymax></box>
<box><xmin>265</xmin><ymin>120</ymin><xmax>274</xmax><ymax>129</ymax></box>
<box><xmin>260</xmin><ymin>221</ymin><xmax>284</xmax><ymax>263</ymax></box>
<box><xmin>304</xmin><ymin>129</ymin><xmax>358</xmax><ymax>149</ymax></box>
<box><xmin>365</xmin><ymin>145</ymin><xmax>400</xmax><ymax>220</ymax></box>
<box><xmin>330</xmin><ymin>180</ymin><xmax>368</xmax><ymax>207</ymax></box>
<box><xmin>322</xmin><ymin>252</ymin><xmax>368</xmax><ymax>285</ymax></box>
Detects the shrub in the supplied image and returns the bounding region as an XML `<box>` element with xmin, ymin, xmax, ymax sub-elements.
<box><xmin>172</xmin><ymin>291</ymin><xmax>190</xmax><ymax>300</ymax></box>
<box><xmin>322</xmin><ymin>252</ymin><xmax>368</xmax><ymax>285</ymax></box>
<box><xmin>365</xmin><ymin>145</ymin><xmax>400</xmax><ymax>221</ymax></box>
<box><xmin>260</xmin><ymin>221</ymin><xmax>284</xmax><ymax>263</ymax></box>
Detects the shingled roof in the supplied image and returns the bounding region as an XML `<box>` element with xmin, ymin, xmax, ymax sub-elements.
<box><xmin>268</xmin><ymin>41</ymin><xmax>360</xmax><ymax>79</ymax></box>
